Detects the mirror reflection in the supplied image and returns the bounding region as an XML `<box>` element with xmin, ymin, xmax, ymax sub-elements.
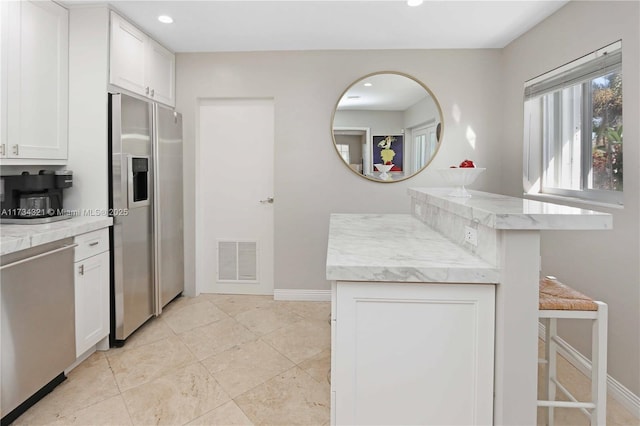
<box><xmin>332</xmin><ymin>72</ymin><xmax>443</xmax><ymax>182</ymax></box>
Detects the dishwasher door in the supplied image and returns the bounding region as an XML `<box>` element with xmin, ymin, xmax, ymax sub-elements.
<box><xmin>1</xmin><ymin>239</ymin><xmax>76</xmax><ymax>418</ymax></box>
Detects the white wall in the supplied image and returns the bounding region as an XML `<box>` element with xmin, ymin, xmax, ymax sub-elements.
<box><xmin>65</xmin><ymin>6</ymin><xmax>110</xmax><ymax>212</ymax></box>
<box><xmin>176</xmin><ymin>49</ymin><xmax>504</xmax><ymax>298</ymax></box>
<box><xmin>501</xmin><ymin>1</ymin><xmax>640</xmax><ymax>396</ymax></box>
<box><xmin>333</xmin><ymin>109</ymin><xmax>404</xmax><ymax>136</ymax></box>
<box><xmin>404</xmin><ymin>96</ymin><xmax>439</xmax><ymax>129</ymax></box>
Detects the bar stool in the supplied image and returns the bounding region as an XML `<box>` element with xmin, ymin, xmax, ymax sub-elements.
<box><xmin>538</xmin><ymin>276</ymin><xmax>608</xmax><ymax>425</ymax></box>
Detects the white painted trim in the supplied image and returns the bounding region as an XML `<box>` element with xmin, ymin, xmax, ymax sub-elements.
<box><xmin>273</xmin><ymin>289</ymin><xmax>331</xmax><ymax>302</ymax></box>
<box><xmin>538</xmin><ymin>322</ymin><xmax>640</xmax><ymax>418</ymax></box>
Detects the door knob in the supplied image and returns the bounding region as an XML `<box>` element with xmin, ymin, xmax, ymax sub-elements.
<box><xmin>259</xmin><ymin>197</ymin><xmax>274</xmax><ymax>204</ymax></box>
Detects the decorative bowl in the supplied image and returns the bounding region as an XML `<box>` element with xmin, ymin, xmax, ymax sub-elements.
<box><xmin>374</xmin><ymin>163</ymin><xmax>394</xmax><ymax>179</ymax></box>
<box><xmin>437</xmin><ymin>167</ymin><xmax>485</xmax><ymax>197</ymax></box>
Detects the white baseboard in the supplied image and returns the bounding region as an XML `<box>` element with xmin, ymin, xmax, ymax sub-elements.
<box><xmin>273</xmin><ymin>289</ymin><xmax>331</xmax><ymax>301</ymax></box>
<box><xmin>538</xmin><ymin>322</ymin><xmax>640</xmax><ymax>418</ymax></box>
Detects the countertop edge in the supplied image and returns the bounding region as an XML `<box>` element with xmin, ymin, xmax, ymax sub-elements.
<box><xmin>326</xmin><ymin>213</ymin><xmax>500</xmax><ymax>284</ymax></box>
<box><xmin>1</xmin><ymin>216</ymin><xmax>113</xmax><ymax>256</ymax></box>
<box><xmin>408</xmin><ymin>187</ymin><xmax>613</xmax><ymax>230</ymax></box>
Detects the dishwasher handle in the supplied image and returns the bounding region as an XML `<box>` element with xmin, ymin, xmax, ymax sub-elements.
<box><xmin>1</xmin><ymin>244</ymin><xmax>78</xmax><ymax>270</ymax></box>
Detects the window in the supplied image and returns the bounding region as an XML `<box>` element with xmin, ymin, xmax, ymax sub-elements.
<box><xmin>335</xmin><ymin>143</ymin><xmax>350</xmax><ymax>164</ymax></box>
<box><xmin>524</xmin><ymin>41</ymin><xmax>622</xmax><ymax>205</ymax></box>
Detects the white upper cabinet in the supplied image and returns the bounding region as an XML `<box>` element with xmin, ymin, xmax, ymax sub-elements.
<box><xmin>145</xmin><ymin>38</ymin><xmax>175</xmax><ymax>106</ymax></box>
<box><xmin>109</xmin><ymin>12</ymin><xmax>175</xmax><ymax>107</ymax></box>
<box><xmin>2</xmin><ymin>0</ymin><xmax>69</xmax><ymax>162</ymax></box>
<box><xmin>109</xmin><ymin>12</ymin><xmax>147</xmax><ymax>96</ymax></box>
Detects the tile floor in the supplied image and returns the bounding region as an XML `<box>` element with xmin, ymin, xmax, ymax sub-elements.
<box><xmin>11</xmin><ymin>294</ymin><xmax>640</xmax><ymax>425</ymax></box>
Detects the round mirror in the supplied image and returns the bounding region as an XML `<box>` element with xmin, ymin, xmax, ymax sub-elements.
<box><xmin>332</xmin><ymin>72</ymin><xmax>443</xmax><ymax>182</ymax></box>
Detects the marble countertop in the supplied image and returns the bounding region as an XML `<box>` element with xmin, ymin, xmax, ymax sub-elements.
<box><xmin>408</xmin><ymin>188</ymin><xmax>613</xmax><ymax>230</ymax></box>
<box><xmin>326</xmin><ymin>214</ymin><xmax>499</xmax><ymax>283</ymax></box>
<box><xmin>1</xmin><ymin>216</ymin><xmax>113</xmax><ymax>256</ymax></box>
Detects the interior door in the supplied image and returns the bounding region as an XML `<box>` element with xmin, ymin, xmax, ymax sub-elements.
<box><xmin>198</xmin><ymin>99</ymin><xmax>274</xmax><ymax>295</ymax></box>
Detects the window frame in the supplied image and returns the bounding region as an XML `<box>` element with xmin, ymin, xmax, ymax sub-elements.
<box><xmin>523</xmin><ymin>41</ymin><xmax>623</xmax><ymax>206</ymax></box>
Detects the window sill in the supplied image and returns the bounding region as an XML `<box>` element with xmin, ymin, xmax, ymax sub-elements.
<box><xmin>523</xmin><ymin>192</ymin><xmax>623</xmax><ymax>211</ymax></box>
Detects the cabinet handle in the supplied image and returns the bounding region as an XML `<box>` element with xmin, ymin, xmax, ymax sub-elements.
<box><xmin>89</xmin><ymin>241</ymin><xmax>99</xmax><ymax>247</ymax></box>
<box><xmin>1</xmin><ymin>244</ymin><xmax>77</xmax><ymax>270</ymax></box>
<box><xmin>0</xmin><ymin>144</ymin><xmax>5</xmax><ymax>156</ymax></box>
<box><xmin>145</xmin><ymin>86</ymin><xmax>150</xmax><ymax>95</ymax></box>
<box><xmin>12</xmin><ymin>144</ymin><xmax>19</xmax><ymax>155</ymax></box>
<box><xmin>79</xmin><ymin>264</ymin><xmax>84</xmax><ymax>276</ymax></box>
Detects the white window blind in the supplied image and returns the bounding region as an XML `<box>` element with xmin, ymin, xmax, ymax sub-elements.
<box><xmin>525</xmin><ymin>41</ymin><xmax>622</xmax><ymax>100</ymax></box>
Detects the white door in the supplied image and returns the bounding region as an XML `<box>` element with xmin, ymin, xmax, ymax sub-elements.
<box><xmin>198</xmin><ymin>99</ymin><xmax>274</xmax><ymax>295</ymax></box>
<box><xmin>411</xmin><ymin>124</ymin><xmax>438</xmax><ymax>173</ymax></box>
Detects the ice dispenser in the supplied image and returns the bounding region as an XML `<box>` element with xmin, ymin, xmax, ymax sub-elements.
<box><xmin>128</xmin><ymin>156</ymin><xmax>150</xmax><ymax>207</ymax></box>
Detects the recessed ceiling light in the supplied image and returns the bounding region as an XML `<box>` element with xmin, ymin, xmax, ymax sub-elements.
<box><xmin>158</xmin><ymin>15</ymin><xmax>173</xmax><ymax>24</ymax></box>
<box><xmin>407</xmin><ymin>0</ymin><xmax>423</xmax><ymax>6</ymax></box>
<box><xmin>364</xmin><ymin>83</ymin><xmax>372</xmax><ymax>87</ymax></box>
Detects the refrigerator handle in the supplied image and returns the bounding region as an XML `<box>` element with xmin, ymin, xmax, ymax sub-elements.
<box><xmin>152</xmin><ymin>103</ymin><xmax>162</xmax><ymax>317</ymax></box>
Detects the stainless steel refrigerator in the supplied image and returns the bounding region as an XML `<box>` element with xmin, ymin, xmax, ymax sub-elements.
<box><xmin>108</xmin><ymin>92</ymin><xmax>184</xmax><ymax>344</ymax></box>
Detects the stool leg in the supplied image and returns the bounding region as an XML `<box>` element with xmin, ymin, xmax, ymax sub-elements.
<box><xmin>547</xmin><ymin>318</ymin><xmax>558</xmax><ymax>426</ymax></box>
<box><xmin>540</xmin><ymin>317</ymin><xmax>551</xmax><ymax>426</ymax></box>
<box><xmin>591</xmin><ymin>303</ymin><xmax>608</xmax><ymax>425</ymax></box>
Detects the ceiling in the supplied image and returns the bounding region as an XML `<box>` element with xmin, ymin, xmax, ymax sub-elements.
<box><xmin>338</xmin><ymin>73</ymin><xmax>430</xmax><ymax>111</ymax></box>
<box><xmin>62</xmin><ymin>0</ymin><xmax>569</xmax><ymax>53</ymax></box>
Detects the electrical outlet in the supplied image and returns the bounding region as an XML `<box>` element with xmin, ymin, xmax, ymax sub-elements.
<box><xmin>414</xmin><ymin>203</ymin><xmax>422</xmax><ymax>217</ymax></box>
<box><xmin>464</xmin><ymin>226</ymin><xmax>478</xmax><ymax>246</ymax></box>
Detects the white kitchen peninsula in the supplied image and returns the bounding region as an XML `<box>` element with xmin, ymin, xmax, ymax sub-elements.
<box><xmin>326</xmin><ymin>188</ymin><xmax>612</xmax><ymax>426</ymax></box>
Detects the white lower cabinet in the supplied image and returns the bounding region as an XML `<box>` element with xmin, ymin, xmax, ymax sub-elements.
<box><xmin>74</xmin><ymin>229</ymin><xmax>110</xmax><ymax>357</ymax></box>
<box><xmin>331</xmin><ymin>281</ymin><xmax>495</xmax><ymax>426</ymax></box>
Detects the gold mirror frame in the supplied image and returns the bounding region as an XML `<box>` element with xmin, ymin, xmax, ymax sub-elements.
<box><xmin>331</xmin><ymin>71</ymin><xmax>444</xmax><ymax>183</ymax></box>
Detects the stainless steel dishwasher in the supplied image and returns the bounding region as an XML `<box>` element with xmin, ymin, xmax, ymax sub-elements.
<box><xmin>1</xmin><ymin>238</ymin><xmax>76</xmax><ymax>423</ymax></box>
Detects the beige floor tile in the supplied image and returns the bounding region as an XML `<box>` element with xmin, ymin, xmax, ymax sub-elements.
<box><xmin>121</xmin><ymin>316</ymin><xmax>175</xmax><ymax>350</ymax></box>
<box><xmin>107</xmin><ymin>336</ymin><xmax>196</xmax><ymax>392</ymax></box>
<box><xmin>161</xmin><ymin>300</ymin><xmax>229</xmax><ymax>334</ymax></box>
<box><xmin>201</xmin><ymin>339</ymin><xmax>295</xmax><ymax>398</ymax></box>
<box><xmin>234</xmin><ymin>303</ymin><xmax>304</xmax><ymax>336</ymax></box>
<box><xmin>261</xmin><ymin>318</ymin><xmax>331</xmax><ymax>364</ymax></box>
<box><xmin>122</xmin><ymin>362</ymin><xmax>230</xmax><ymax>426</ymax></box>
<box><xmin>47</xmin><ymin>395</ymin><xmax>133</xmax><ymax>426</ymax></box>
<box><xmin>13</xmin><ymin>352</ymin><xmax>120</xmax><ymax>425</ymax></box>
<box><xmin>178</xmin><ymin>317</ymin><xmax>257</xmax><ymax>360</ymax></box>
<box><xmin>161</xmin><ymin>294</ymin><xmax>206</xmax><ymax>314</ymax></box>
<box><xmin>298</xmin><ymin>349</ymin><xmax>331</xmax><ymax>385</ymax></box>
<box><xmin>235</xmin><ymin>367</ymin><xmax>330</xmax><ymax>426</ymax></box>
<box><xmin>14</xmin><ymin>301</ymin><xmax>640</xmax><ymax>426</ymax></box>
<box><xmin>205</xmin><ymin>294</ymin><xmax>275</xmax><ymax>317</ymax></box>
<box><xmin>282</xmin><ymin>301</ymin><xmax>331</xmax><ymax>321</ymax></box>
<box><xmin>187</xmin><ymin>400</ymin><xmax>254</xmax><ymax>425</ymax></box>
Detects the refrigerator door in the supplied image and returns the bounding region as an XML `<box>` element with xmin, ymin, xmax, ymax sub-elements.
<box><xmin>110</xmin><ymin>93</ymin><xmax>155</xmax><ymax>342</ymax></box>
<box><xmin>153</xmin><ymin>104</ymin><xmax>184</xmax><ymax>312</ymax></box>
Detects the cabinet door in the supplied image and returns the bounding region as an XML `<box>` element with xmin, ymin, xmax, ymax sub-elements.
<box><xmin>146</xmin><ymin>38</ymin><xmax>175</xmax><ymax>107</ymax></box>
<box><xmin>109</xmin><ymin>11</ymin><xmax>147</xmax><ymax>96</ymax></box>
<box><xmin>1</xmin><ymin>1</ymin><xmax>7</xmax><ymax>158</ymax></box>
<box><xmin>74</xmin><ymin>251</ymin><xmax>110</xmax><ymax>357</ymax></box>
<box><xmin>334</xmin><ymin>282</ymin><xmax>495</xmax><ymax>425</ymax></box>
<box><xmin>7</xmin><ymin>0</ymin><xmax>68</xmax><ymax>160</ymax></box>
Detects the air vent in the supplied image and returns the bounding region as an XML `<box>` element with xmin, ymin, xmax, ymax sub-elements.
<box><xmin>217</xmin><ymin>241</ymin><xmax>258</xmax><ymax>282</ymax></box>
